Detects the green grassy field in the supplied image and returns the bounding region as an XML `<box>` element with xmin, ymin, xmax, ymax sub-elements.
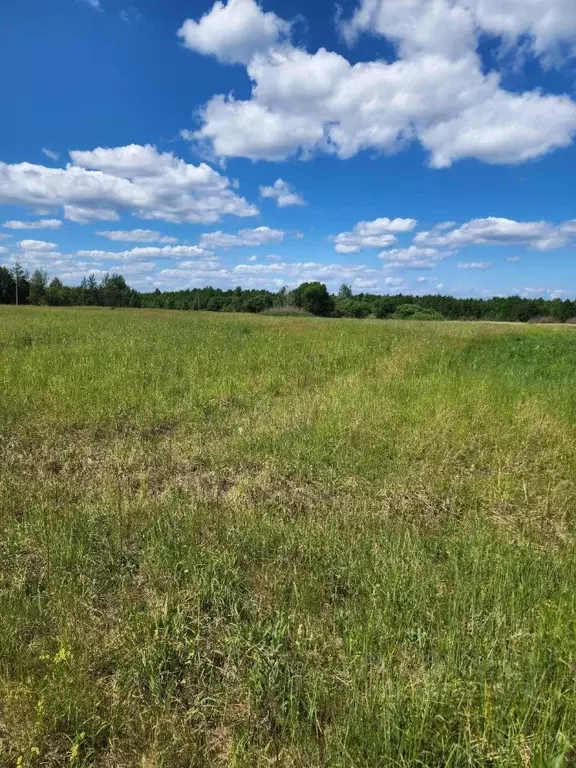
<box><xmin>1</xmin><ymin>306</ymin><xmax>576</xmax><ymax>767</ymax></box>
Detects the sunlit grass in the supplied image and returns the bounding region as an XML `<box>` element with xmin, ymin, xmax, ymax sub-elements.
<box><xmin>1</xmin><ymin>306</ymin><xmax>576</xmax><ymax>766</ymax></box>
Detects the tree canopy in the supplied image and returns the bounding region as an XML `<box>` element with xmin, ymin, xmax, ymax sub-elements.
<box><xmin>293</xmin><ymin>282</ymin><xmax>334</xmax><ymax>317</ymax></box>
<box><xmin>2</xmin><ymin>264</ymin><xmax>576</xmax><ymax>324</ymax></box>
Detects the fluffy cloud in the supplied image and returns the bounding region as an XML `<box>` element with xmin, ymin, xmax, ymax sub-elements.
<box><xmin>151</xmin><ymin>257</ymin><xmax>377</xmax><ymax>292</ymax></box>
<box><xmin>18</xmin><ymin>239</ymin><xmax>58</xmax><ymax>251</ymax></box>
<box><xmin>259</xmin><ymin>178</ymin><xmax>305</xmax><ymax>207</ymax></box>
<box><xmin>97</xmin><ymin>229</ymin><xmax>178</xmax><ymax>243</ymax></box>
<box><xmin>0</xmin><ymin>144</ymin><xmax>258</xmax><ymax>226</ymax></box>
<box><xmin>473</xmin><ymin>0</ymin><xmax>576</xmax><ymax>60</ymax></box>
<box><xmin>343</xmin><ymin>0</ymin><xmax>576</xmax><ymax>61</ymax></box>
<box><xmin>378</xmin><ymin>246</ymin><xmax>442</xmax><ymax>267</ymax></box>
<box><xmin>154</xmin><ymin>268</ymin><xmax>286</xmax><ymax>291</ymax></box>
<box><xmin>178</xmin><ymin>0</ymin><xmax>289</xmax><ymax>64</ymax></box>
<box><xmin>332</xmin><ymin>218</ymin><xmax>417</xmax><ymax>253</ymax></box>
<box><xmin>233</xmin><ymin>260</ymin><xmax>377</xmax><ymax>282</ymax></box>
<box><xmin>82</xmin><ymin>262</ymin><xmax>158</xmax><ymax>276</ymax></box>
<box><xmin>198</xmin><ymin>226</ymin><xmax>287</xmax><ymax>249</ymax></box>
<box><xmin>76</xmin><ymin>245</ymin><xmax>212</xmax><ymax>262</ymax></box>
<box><xmin>522</xmin><ymin>287</ymin><xmax>570</xmax><ymax>299</ymax></box>
<box><xmin>342</xmin><ymin>0</ymin><xmax>473</xmax><ymax>57</ymax></box>
<box><xmin>4</xmin><ymin>219</ymin><xmax>61</xmax><ymax>230</ymax></box>
<box><xmin>420</xmin><ymin>91</ymin><xmax>576</xmax><ymax>167</ymax></box>
<box><xmin>186</xmin><ymin>0</ymin><xmax>576</xmax><ymax>166</ymax></box>
<box><xmin>232</xmin><ymin>262</ymin><xmax>288</xmax><ymax>274</ymax></box>
<box><xmin>64</xmin><ymin>206</ymin><xmax>120</xmax><ymax>224</ymax></box>
<box><xmin>69</xmin><ymin>144</ymin><xmax>210</xmax><ymax>179</ymax></box>
<box><xmin>414</xmin><ymin>217</ymin><xmax>572</xmax><ymax>251</ymax></box>
<box><xmin>457</xmin><ymin>261</ymin><xmax>492</xmax><ymax>269</ymax></box>
<box><xmin>193</xmin><ymin>96</ymin><xmax>325</xmax><ymax>161</ymax></box>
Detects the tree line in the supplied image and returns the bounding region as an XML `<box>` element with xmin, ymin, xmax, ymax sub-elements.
<box><xmin>1</xmin><ymin>263</ymin><xmax>575</xmax><ymax>323</ymax></box>
<box><xmin>0</xmin><ymin>265</ymin><xmax>140</xmax><ymax>308</ymax></box>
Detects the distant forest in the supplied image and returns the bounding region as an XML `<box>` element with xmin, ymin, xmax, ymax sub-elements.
<box><xmin>1</xmin><ymin>263</ymin><xmax>575</xmax><ymax>323</ymax></box>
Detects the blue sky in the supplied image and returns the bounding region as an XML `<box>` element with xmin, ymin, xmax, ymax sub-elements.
<box><xmin>0</xmin><ymin>0</ymin><xmax>575</xmax><ymax>298</ymax></box>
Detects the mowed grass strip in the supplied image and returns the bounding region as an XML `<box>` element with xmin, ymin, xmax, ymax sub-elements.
<box><xmin>1</xmin><ymin>306</ymin><xmax>576</xmax><ymax>767</ymax></box>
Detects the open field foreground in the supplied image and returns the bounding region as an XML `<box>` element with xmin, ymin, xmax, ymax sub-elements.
<box><xmin>1</xmin><ymin>307</ymin><xmax>576</xmax><ymax>767</ymax></box>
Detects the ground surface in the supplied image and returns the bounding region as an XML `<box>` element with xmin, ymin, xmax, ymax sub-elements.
<box><xmin>1</xmin><ymin>307</ymin><xmax>576</xmax><ymax>767</ymax></box>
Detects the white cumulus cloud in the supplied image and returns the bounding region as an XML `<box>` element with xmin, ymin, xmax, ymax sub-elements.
<box><xmin>343</xmin><ymin>0</ymin><xmax>576</xmax><ymax>61</ymax></box>
<box><xmin>354</xmin><ymin>278</ymin><xmax>378</xmax><ymax>288</ymax></box>
<box><xmin>64</xmin><ymin>206</ymin><xmax>120</xmax><ymax>224</ymax></box>
<box><xmin>199</xmin><ymin>226</ymin><xmax>287</xmax><ymax>249</ymax></box>
<box><xmin>0</xmin><ymin>144</ymin><xmax>258</xmax><ymax>226</ymax></box>
<box><xmin>97</xmin><ymin>229</ymin><xmax>178</xmax><ymax>243</ymax></box>
<box><xmin>18</xmin><ymin>239</ymin><xmax>58</xmax><ymax>251</ymax></box>
<box><xmin>414</xmin><ymin>217</ymin><xmax>571</xmax><ymax>251</ymax></box>
<box><xmin>76</xmin><ymin>245</ymin><xmax>212</xmax><ymax>262</ymax></box>
<box><xmin>152</xmin><ymin>257</ymin><xmax>377</xmax><ymax>292</ymax></box>
<box><xmin>186</xmin><ymin>0</ymin><xmax>576</xmax><ymax>166</ymax></box>
<box><xmin>522</xmin><ymin>287</ymin><xmax>570</xmax><ymax>299</ymax></box>
<box><xmin>378</xmin><ymin>245</ymin><xmax>443</xmax><ymax>268</ymax></box>
<box><xmin>332</xmin><ymin>218</ymin><xmax>417</xmax><ymax>253</ymax></box>
<box><xmin>260</xmin><ymin>178</ymin><xmax>305</xmax><ymax>207</ymax></box>
<box><xmin>178</xmin><ymin>0</ymin><xmax>289</xmax><ymax>65</ymax></box>
<box><xmin>4</xmin><ymin>219</ymin><xmax>62</xmax><ymax>230</ymax></box>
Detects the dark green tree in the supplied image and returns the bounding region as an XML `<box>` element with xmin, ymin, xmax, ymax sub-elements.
<box><xmin>338</xmin><ymin>283</ymin><xmax>353</xmax><ymax>300</ymax></box>
<box><xmin>128</xmin><ymin>290</ymin><xmax>141</xmax><ymax>308</ymax></box>
<box><xmin>243</xmin><ymin>294</ymin><xmax>269</xmax><ymax>313</ymax></box>
<box><xmin>45</xmin><ymin>277</ymin><xmax>65</xmax><ymax>306</ymax></box>
<box><xmin>101</xmin><ymin>273</ymin><xmax>131</xmax><ymax>308</ymax></box>
<box><xmin>337</xmin><ymin>298</ymin><xmax>372</xmax><ymax>318</ymax></box>
<box><xmin>393</xmin><ymin>303</ymin><xmax>443</xmax><ymax>320</ymax></box>
<box><xmin>85</xmin><ymin>273</ymin><xmax>100</xmax><ymax>306</ymax></box>
<box><xmin>206</xmin><ymin>295</ymin><xmax>224</xmax><ymax>311</ymax></box>
<box><xmin>274</xmin><ymin>286</ymin><xmax>288</xmax><ymax>306</ymax></box>
<box><xmin>294</xmin><ymin>282</ymin><xmax>334</xmax><ymax>316</ymax></box>
<box><xmin>0</xmin><ymin>266</ymin><xmax>15</xmax><ymax>304</ymax></box>
<box><xmin>29</xmin><ymin>270</ymin><xmax>48</xmax><ymax>305</ymax></box>
<box><xmin>374</xmin><ymin>297</ymin><xmax>396</xmax><ymax>318</ymax></box>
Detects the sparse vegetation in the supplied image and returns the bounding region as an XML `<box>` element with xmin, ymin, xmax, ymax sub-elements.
<box><xmin>262</xmin><ymin>305</ymin><xmax>309</xmax><ymax>316</ymax></box>
<box><xmin>1</xmin><ymin>306</ymin><xmax>576</xmax><ymax>766</ymax></box>
<box><xmin>392</xmin><ymin>303</ymin><xmax>444</xmax><ymax>320</ymax></box>
<box><xmin>527</xmin><ymin>316</ymin><xmax>559</xmax><ymax>324</ymax></box>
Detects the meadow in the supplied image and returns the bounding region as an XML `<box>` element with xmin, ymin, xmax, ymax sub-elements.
<box><xmin>1</xmin><ymin>306</ymin><xmax>576</xmax><ymax>767</ymax></box>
